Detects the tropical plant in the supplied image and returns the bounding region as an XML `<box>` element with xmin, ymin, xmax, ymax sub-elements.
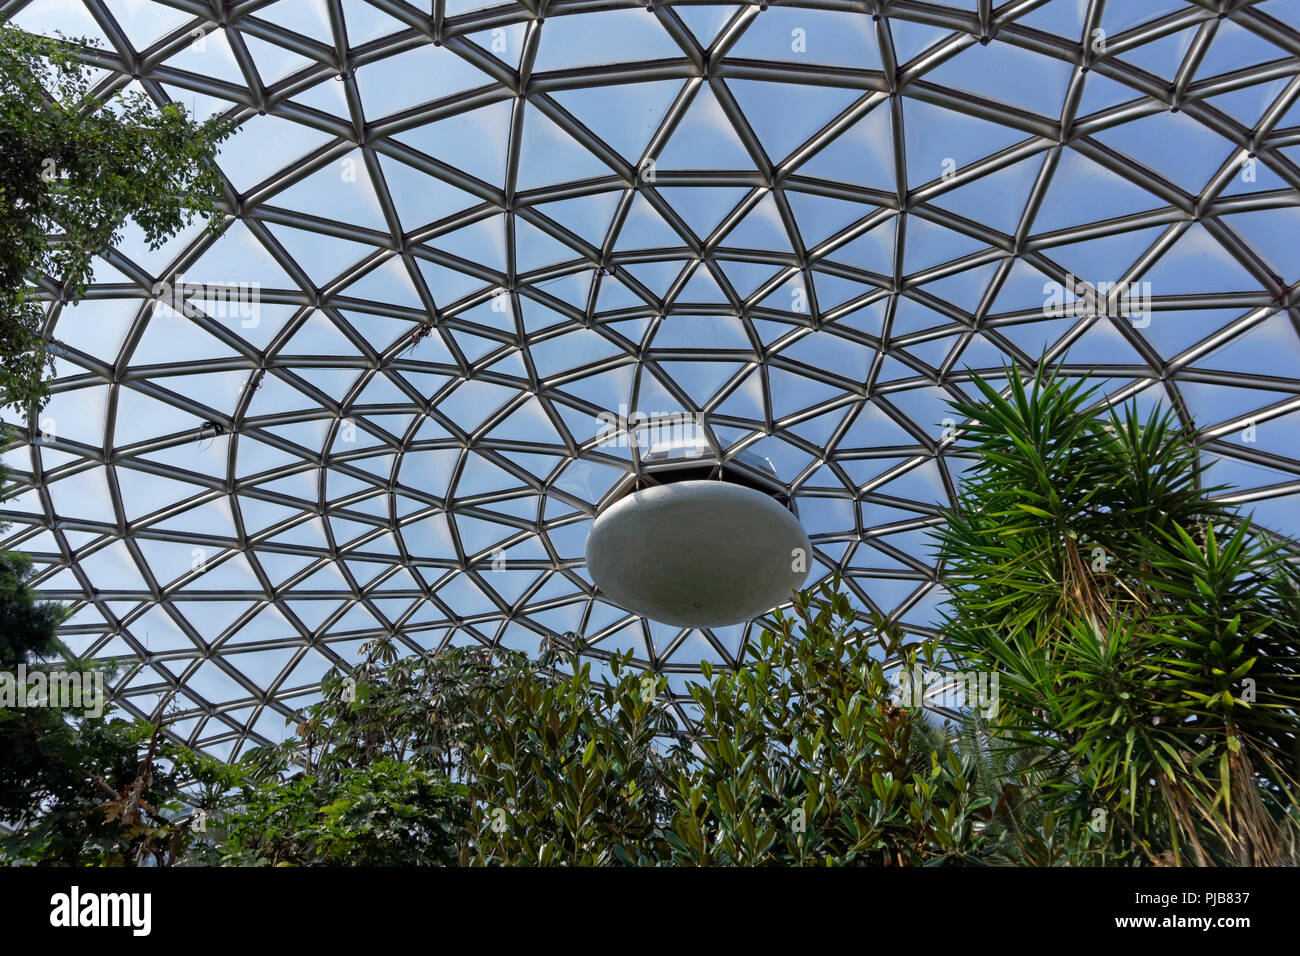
<box><xmin>0</xmin><ymin>550</ymin><xmax>62</xmax><ymax>671</ymax></box>
<box><xmin>936</xmin><ymin>362</ymin><xmax>1300</xmax><ymax>865</ymax></box>
<box><xmin>0</xmin><ymin>704</ymin><xmax>235</xmax><ymax>867</ymax></box>
<box><xmin>242</xmin><ymin>639</ymin><xmax>539</xmax><ymax>783</ymax></box>
<box><xmin>947</xmin><ymin>715</ymin><xmax>1113</xmax><ymax>866</ymax></box>
<box><xmin>217</xmin><ymin>759</ymin><xmax>469</xmax><ymax>867</ymax></box>
<box><xmin>217</xmin><ymin>642</ymin><xmax>540</xmax><ymax>866</ymax></box>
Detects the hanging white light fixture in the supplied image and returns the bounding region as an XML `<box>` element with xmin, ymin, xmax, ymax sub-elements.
<box><xmin>585</xmin><ymin>435</ymin><xmax>811</xmax><ymax>628</ymax></box>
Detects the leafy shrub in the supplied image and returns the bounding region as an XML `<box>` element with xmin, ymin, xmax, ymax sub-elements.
<box><xmin>665</xmin><ymin>584</ymin><xmax>987</xmax><ymax>865</ymax></box>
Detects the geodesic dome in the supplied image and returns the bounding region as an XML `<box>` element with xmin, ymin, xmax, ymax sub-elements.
<box><xmin>2</xmin><ymin>0</ymin><xmax>1299</xmax><ymax>759</ymax></box>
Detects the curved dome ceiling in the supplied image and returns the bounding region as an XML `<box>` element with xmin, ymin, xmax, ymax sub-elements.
<box><xmin>3</xmin><ymin>0</ymin><xmax>1299</xmax><ymax>759</ymax></box>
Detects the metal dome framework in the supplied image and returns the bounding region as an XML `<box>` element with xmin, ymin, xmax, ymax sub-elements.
<box><xmin>2</xmin><ymin>0</ymin><xmax>1299</xmax><ymax>758</ymax></box>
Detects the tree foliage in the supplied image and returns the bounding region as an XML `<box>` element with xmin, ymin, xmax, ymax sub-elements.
<box><xmin>213</xmin><ymin>586</ymin><xmax>993</xmax><ymax>867</ymax></box>
<box><xmin>0</xmin><ymin>24</ymin><xmax>230</xmax><ymax>413</ymax></box>
<box><xmin>0</xmin><ymin>550</ymin><xmax>61</xmax><ymax>670</ymax></box>
<box><xmin>0</xmin><ymin>21</ymin><xmax>238</xmax><ymax>867</ymax></box>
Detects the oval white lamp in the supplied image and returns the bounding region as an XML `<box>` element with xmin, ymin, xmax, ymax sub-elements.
<box><xmin>585</xmin><ymin>449</ymin><xmax>811</xmax><ymax>627</ymax></box>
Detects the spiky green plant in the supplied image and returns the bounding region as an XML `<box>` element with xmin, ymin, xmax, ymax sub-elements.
<box><xmin>936</xmin><ymin>363</ymin><xmax>1300</xmax><ymax>866</ymax></box>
